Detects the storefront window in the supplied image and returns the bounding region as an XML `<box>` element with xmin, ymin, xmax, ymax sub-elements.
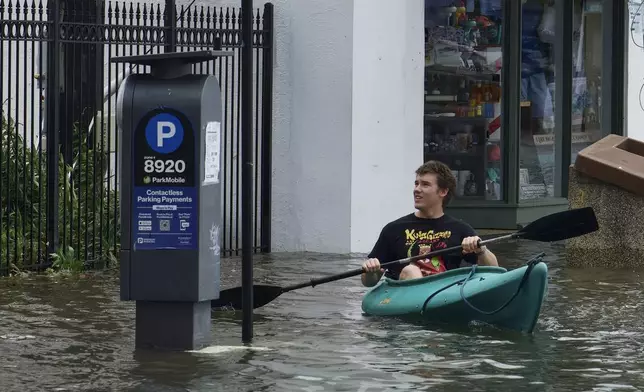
<box><xmin>570</xmin><ymin>0</ymin><xmax>603</xmax><ymax>163</ymax></box>
<box><xmin>518</xmin><ymin>0</ymin><xmax>557</xmax><ymax>200</ymax></box>
<box><xmin>518</xmin><ymin>0</ymin><xmax>605</xmax><ymax>201</ymax></box>
<box><xmin>423</xmin><ymin>0</ymin><xmax>504</xmax><ymax>201</ymax></box>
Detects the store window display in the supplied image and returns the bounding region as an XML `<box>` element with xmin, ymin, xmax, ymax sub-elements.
<box><xmin>518</xmin><ymin>0</ymin><xmax>557</xmax><ymax>200</ymax></box>
<box><xmin>423</xmin><ymin>0</ymin><xmax>505</xmax><ymax>202</ymax></box>
<box><xmin>570</xmin><ymin>0</ymin><xmax>603</xmax><ymax>163</ymax></box>
<box><xmin>518</xmin><ymin>0</ymin><xmax>603</xmax><ymax>200</ymax></box>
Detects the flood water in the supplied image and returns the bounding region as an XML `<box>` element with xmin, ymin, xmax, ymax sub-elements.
<box><xmin>1</xmin><ymin>241</ymin><xmax>644</xmax><ymax>391</ymax></box>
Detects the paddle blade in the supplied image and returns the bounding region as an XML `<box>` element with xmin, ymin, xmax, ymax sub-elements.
<box><xmin>211</xmin><ymin>284</ymin><xmax>284</xmax><ymax>311</ymax></box>
<box><xmin>518</xmin><ymin>207</ymin><xmax>599</xmax><ymax>242</ymax></box>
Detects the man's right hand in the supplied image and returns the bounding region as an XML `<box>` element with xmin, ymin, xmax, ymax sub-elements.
<box><xmin>362</xmin><ymin>258</ymin><xmax>383</xmax><ymax>273</ymax></box>
<box><xmin>361</xmin><ymin>258</ymin><xmax>384</xmax><ymax>287</ymax></box>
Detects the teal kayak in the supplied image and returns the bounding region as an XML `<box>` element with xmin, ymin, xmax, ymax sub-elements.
<box><xmin>361</xmin><ymin>253</ymin><xmax>548</xmax><ymax>333</ymax></box>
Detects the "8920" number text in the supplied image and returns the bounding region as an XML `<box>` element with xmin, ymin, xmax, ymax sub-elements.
<box><xmin>144</xmin><ymin>159</ymin><xmax>186</xmax><ymax>174</ymax></box>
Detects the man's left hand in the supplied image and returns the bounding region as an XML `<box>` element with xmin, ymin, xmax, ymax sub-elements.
<box><xmin>462</xmin><ymin>236</ymin><xmax>484</xmax><ymax>255</ymax></box>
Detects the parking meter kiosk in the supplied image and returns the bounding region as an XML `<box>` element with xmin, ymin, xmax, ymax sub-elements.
<box><xmin>113</xmin><ymin>50</ymin><xmax>231</xmax><ymax>351</ymax></box>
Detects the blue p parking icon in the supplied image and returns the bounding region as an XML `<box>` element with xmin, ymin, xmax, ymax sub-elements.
<box><xmin>145</xmin><ymin>112</ymin><xmax>184</xmax><ymax>154</ymax></box>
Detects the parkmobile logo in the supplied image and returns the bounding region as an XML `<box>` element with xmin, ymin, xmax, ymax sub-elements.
<box><xmin>152</xmin><ymin>176</ymin><xmax>186</xmax><ymax>184</ymax></box>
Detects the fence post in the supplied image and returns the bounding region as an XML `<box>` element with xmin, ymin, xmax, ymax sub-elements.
<box><xmin>45</xmin><ymin>0</ymin><xmax>61</xmax><ymax>263</ymax></box>
<box><xmin>164</xmin><ymin>0</ymin><xmax>177</xmax><ymax>52</ymax></box>
<box><xmin>260</xmin><ymin>2</ymin><xmax>273</xmax><ymax>254</ymax></box>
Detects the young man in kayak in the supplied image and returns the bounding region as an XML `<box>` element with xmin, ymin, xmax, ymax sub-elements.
<box><xmin>361</xmin><ymin>160</ymin><xmax>498</xmax><ymax>287</ymax></box>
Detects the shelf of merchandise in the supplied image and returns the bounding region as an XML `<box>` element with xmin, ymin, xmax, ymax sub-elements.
<box><xmin>423</xmin><ymin>63</ymin><xmax>504</xmax><ymax>202</ymax></box>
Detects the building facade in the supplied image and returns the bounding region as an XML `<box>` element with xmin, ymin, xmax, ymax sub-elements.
<box><xmin>243</xmin><ymin>0</ymin><xmax>631</xmax><ymax>254</ymax></box>
<box><xmin>2</xmin><ymin>0</ymin><xmax>633</xmax><ymax>256</ymax></box>
<box><xmin>205</xmin><ymin>0</ymin><xmax>427</xmax><ymax>254</ymax></box>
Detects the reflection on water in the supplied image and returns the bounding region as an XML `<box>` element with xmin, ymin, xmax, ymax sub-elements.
<box><xmin>1</xmin><ymin>241</ymin><xmax>644</xmax><ymax>391</ymax></box>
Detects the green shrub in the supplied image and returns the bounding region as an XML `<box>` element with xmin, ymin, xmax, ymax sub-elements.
<box><xmin>0</xmin><ymin>112</ymin><xmax>120</xmax><ymax>274</ymax></box>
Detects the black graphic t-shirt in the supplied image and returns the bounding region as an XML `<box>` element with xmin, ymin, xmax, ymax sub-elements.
<box><xmin>368</xmin><ymin>213</ymin><xmax>478</xmax><ymax>280</ymax></box>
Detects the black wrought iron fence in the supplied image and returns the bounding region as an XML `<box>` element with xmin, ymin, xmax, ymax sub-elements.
<box><xmin>0</xmin><ymin>0</ymin><xmax>273</xmax><ymax>275</ymax></box>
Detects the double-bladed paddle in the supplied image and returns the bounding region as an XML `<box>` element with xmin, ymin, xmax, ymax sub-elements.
<box><xmin>211</xmin><ymin>207</ymin><xmax>598</xmax><ymax>311</ymax></box>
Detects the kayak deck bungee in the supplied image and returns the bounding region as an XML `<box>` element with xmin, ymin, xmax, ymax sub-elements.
<box><xmin>361</xmin><ymin>253</ymin><xmax>549</xmax><ymax>333</ymax></box>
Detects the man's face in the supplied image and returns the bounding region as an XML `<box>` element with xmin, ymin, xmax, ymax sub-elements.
<box><xmin>414</xmin><ymin>173</ymin><xmax>447</xmax><ymax>210</ymax></box>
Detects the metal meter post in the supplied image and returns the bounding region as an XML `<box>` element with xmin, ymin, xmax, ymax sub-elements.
<box><xmin>113</xmin><ymin>50</ymin><xmax>231</xmax><ymax>351</ymax></box>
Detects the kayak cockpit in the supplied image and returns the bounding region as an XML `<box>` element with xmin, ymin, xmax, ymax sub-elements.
<box><xmin>381</xmin><ymin>265</ymin><xmax>508</xmax><ymax>287</ymax></box>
